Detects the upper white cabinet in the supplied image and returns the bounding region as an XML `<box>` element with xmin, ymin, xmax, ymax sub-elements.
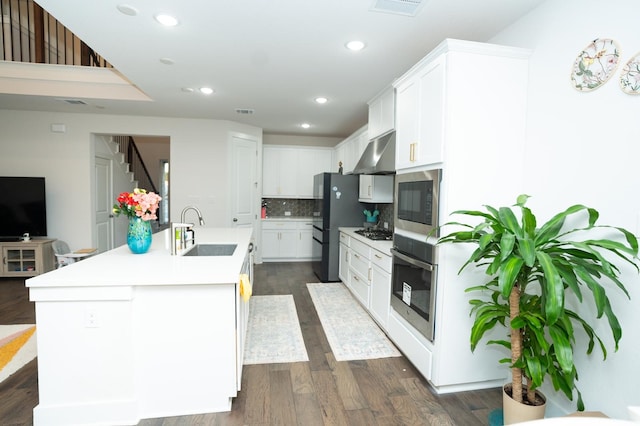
<box><xmin>359</xmin><ymin>175</ymin><xmax>394</xmax><ymax>203</ymax></box>
<box><xmin>394</xmin><ymin>39</ymin><xmax>530</xmax><ymax>173</ymax></box>
<box><xmin>395</xmin><ymin>55</ymin><xmax>445</xmax><ymax>170</ymax></box>
<box><xmin>296</xmin><ymin>148</ymin><xmax>333</xmax><ymax>197</ymax></box>
<box><xmin>368</xmin><ymin>86</ymin><xmax>395</xmax><ymax>140</ymax></box>
<box><xmin>263</xmin><ymin>146</ymin><xmax>332</xmax><ymax>198</ymax></box>
<box><xmin>332</xmin><ymin>125</ymin><xmax>368</xmax><ymax>175</ymax></box>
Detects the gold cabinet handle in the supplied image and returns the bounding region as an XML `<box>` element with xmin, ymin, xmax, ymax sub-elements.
<box><xmin>409</xmin><ymin>142</ymin><xmax>417</xmax><ymax>162</ymax></box>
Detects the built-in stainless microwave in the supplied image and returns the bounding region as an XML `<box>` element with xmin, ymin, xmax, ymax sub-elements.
<box><xmin>394</xmin><ymin>169</ymin><xmax>441</xmax><ymax>237</ymax></box>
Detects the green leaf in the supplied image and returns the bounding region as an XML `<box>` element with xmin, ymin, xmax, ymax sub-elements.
<box><xmin>498</xmin><ymin>207</ymin><xmax>523</xmax><ymax>238</ymax></box>
<box><xmin>498</xmin><ymin>257</ymin><xmax>524</xmax><ymax>298</ymax></box>
<box><xmin>519</xmin><ymin>236</ymin><xmax>536</xmax><ymax>267</ymax></box>
<box><xmin>536</xmin><ymin>251</ymin><xmax>564</xmax><ymax>324</ymax></box>
<box><xmin>521</xmin><ymin>206</ymin><xmax>537</xmax><ymax>237</ymax></box>
<box><xmin>549</xmin><ymin>324</ymin><xmax>574</xmax><ymax>374</ymax></box>
<box><xmin>516</xmin><ymin>194</ymin><xmax>530</xmax><ymax>206</ymax></box>
<box><xmin>500</xmin><ymin>233</ymin><xmax>515</xmax><ymax>261</ymax></box>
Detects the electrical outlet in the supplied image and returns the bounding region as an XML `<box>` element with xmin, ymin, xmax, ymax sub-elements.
<box><xmin>84</xmin><ymin>308</ymin><xmax>100</xmax><ymax>328</ymax></box>
<box><xmin>284</xmin><ymin>211</ymin><xmax>291</xmax><ymax>216</ymax></box>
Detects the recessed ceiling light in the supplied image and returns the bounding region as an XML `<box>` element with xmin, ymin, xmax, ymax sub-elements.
<box><xmin>159</xmin><ymin>57</ymin><xmax>174</xmax><ymax>65</ymax></box>
<box><xmin>181</xmin><ymin>87</ymin><xmax>194</xmax><ymax>93</ymax></box>
<box><xmin>315</xmin><ymin>97</ymin><xmax>328</xmax><ymax>104</ymax></box>
<box><xmin>116</xmin><ymin>4</ymin><xmax>138</xmax><ymax>16</ymax></box>
<box><xmin>301</xmin><ymin>123</ymin><xmax>311</xmax><ymax>129</ymax></box>
<box><xmin>345</xmin><ymin>40</ymin><xmax>366</xmax><ymax>51</ymax></box>
<box><xmin>199</xmin><ymin>87</ymin><xmax>214</xmax><ymax>95</ymax></box>
<box><xmin>154</xmin><ymin>13</ymin><xmax>179</xmax><ymax>27</ymax></box>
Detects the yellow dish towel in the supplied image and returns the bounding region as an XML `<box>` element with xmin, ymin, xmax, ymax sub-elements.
<box><xmin>239</xmin><ymin>273</ymin><xmax>252</xmax><ymax>302</ymax></box>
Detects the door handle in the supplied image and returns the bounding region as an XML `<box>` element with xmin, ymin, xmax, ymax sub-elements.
<box><xmin>233</xmin><ymin>218</ymin><xmax>238</xmax><ymax>222</ymax></box>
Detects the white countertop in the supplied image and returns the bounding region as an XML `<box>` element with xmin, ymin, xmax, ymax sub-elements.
<box><xmin>339</xmin><ymin>227</ymin><xmax>393</xmax><ymax>255</ymax></box>
<box><xmin>262</xmin><ymin>216</ymin><xmax>316</xmax><ymax>221</ymax></box>
<box><xmin>26</xmin><ymin>227</ymin><xmax>254</xmax><ymax>288</ymax></box>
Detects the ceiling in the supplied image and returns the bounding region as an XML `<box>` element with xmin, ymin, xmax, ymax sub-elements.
<box><xmin>0</xmin><ymin>0</ymin><xmax>545</xmax><ymax>138</ymax></box>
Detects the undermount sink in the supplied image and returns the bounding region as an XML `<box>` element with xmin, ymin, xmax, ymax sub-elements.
<box><xmin>182</xmin><ymin>244</ymin><xmax>237</xmax><ymax>257</ymax></box>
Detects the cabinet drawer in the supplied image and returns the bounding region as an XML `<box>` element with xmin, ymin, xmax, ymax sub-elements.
<box><xmin>349</xmin><ymin>270</ymin><xmax>370</xmax><ymax>309</ymax></box>
<box><xmin>262</xmin><ymin>221</ymin><xmax>296</xmax><ymax>230</ymax></box>
<box><xmin>350</xmin><ymin>238</ymin><xmax>371</xmax><ymax>259</ymax></box>
<box><xmin>349</xmin><ymin>249</ymin><xmax>370</xmax><ymax>281</ymax></box>
<box><xmin>339</xmin><ymin>232</ymin><xmax>350</xmax><ymax>246</ymax></box>
<box><xmin>371</xmin><ymin>249</ymin><xmax>391</xmax><ymax>273</ymax></box>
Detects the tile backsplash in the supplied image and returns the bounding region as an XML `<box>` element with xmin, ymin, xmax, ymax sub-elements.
<box><xmin>263</xmin><ymin>198</ymin><xmax>315</xmax><ymax>217</ymax></box>
<box><xmin>262</xmin><ymin>197</ymin><xmax>394</xmax><ymax>230</ymax></box>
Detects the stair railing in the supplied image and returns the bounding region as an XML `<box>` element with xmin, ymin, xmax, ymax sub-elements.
<box><xmin>112</xmin><ymin>135</ymin><xmax>158</xmax><ymax>195</ymax></box>
<box><xmin>0</xmin><ymin>0</ymin><xmax>111</xmax><ymax>67</ymax></box>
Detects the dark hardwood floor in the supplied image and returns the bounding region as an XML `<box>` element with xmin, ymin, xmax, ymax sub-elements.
<box><xmin>0</xmin><ymin>262</ymin><xmax>502</xmax><ymax>425</ymax></box>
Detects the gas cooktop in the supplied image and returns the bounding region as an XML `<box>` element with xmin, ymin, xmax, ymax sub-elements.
<box><xmin>355</xmin><ymin>229</ymin><xmax>393</xmax><ymax>241</ymax></box>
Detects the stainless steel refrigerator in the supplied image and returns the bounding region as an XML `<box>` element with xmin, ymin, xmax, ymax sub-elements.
<box><xmin>312</xmin><ymin>173</ymin><xmax>364</xmax><ymax>282</ymax></box>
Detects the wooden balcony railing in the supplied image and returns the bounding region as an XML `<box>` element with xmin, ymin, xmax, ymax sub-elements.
<box><xmin>1</xmin><ymin>0</ymin><xmax>111</xmax><ymax>67</ymax></box>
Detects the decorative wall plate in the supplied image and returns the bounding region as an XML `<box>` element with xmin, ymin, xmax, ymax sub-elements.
<box><xmin>570</xmin><ymin>38</ymin><xmax>620</xmax><ymax>91</ymax></box>
<box><xmin>620</xmin><ymin>51</ymin><xmax>640</xmax><ymax>94</ymax></box>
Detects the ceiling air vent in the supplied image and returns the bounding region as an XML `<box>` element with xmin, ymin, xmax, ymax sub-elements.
<box><xmin>57</xmin><ymin>98</ymin><xmax>88</xmax><ymax>105</ymax></box>
<box><xmin>235</xmin><ymin>108</ymin><xmax>255</xmax><ymax>115</ymax></box>
<box><xmin>370</xmin><ymin>0</ymin><xmax>425</xmax><ymax>17</ymax></box>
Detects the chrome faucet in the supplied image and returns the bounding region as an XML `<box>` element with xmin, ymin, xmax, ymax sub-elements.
<box><xmin>181</xmin><ymin>206</ymin><xmax>205</xmax><ymax>226</ymax></box>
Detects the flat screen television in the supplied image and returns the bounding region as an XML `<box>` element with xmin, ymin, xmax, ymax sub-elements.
<box><xmin>0</xmin><ymin>177</ymin><xmax>48</xmax><ymax>241</ymax></box>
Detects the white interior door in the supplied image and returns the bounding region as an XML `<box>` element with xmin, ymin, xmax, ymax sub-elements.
<box><xmin>229</xmin><ymin>135</ymin><xmax>258</xmax><ymax>228</ymax></box>
<box><xmin>95</xmin><ymin>156</ymin><xmax>114</xmax><ymax>252</ymax></box>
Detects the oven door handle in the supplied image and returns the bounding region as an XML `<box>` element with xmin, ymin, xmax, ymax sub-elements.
<box><xmin>390</xmin><ymin>248</ymin><xmax>434</xmax><ymax>272</ymax></box>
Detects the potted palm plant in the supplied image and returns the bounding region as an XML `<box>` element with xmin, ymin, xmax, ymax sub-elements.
<box><xmin>438</xmin><ymin>195</ymin><xmax>638</xmax><ymax>424</ymax></box>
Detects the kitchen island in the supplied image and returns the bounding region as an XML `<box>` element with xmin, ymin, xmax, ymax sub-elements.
<box><xmin>26</xmin><ymin>227</ymin><xmax>254</xmax><ymax>426</ymax></box>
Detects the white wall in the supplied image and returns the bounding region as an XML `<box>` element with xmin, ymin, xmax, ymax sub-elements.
<box><xmin>0</xmin><ymin>110</ymin><xmax>262</xmax><ymax>251</ymax></box>
<box><xmin>490</xmin><ymin>0</ymin><xmax>640</xmax><ymax>418</ymax></box>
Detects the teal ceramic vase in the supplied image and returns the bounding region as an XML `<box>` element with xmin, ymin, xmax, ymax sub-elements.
<box><xmin>127</xmin><ymin>217</ymin><xmax>152</xmax><ymax>254</ymax></box>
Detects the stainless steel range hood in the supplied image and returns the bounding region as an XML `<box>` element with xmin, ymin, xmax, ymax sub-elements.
<box><xmin>352</xmin><ymin>131</ymin><xmax>396</xmax><ymax>175</ymax></box>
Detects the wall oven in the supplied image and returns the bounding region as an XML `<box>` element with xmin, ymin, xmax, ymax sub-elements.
<box><xmin>390</xmin><ymin>233</ymin><xmax>437</xmax><ymax>341</ymax></box>
<box><xmin>394</xmin><ymin>169</ymin><xmax>441</xmax><ymax>236</ymax></box>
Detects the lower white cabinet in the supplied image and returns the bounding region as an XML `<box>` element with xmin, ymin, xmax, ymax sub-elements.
<box><xmin>370</xmin><ymin>248</ymin><xmax>392</xmax><ymax>329</ymax></box>
<box><xmin>262</xmin><ymin>220</ymin><xmax>316</xmax><ymax>261</ymax></box>
<box><xmin>339</xmin><ymin>234</ymin><xmax>350</xmax><ymax>285</ymax></box>
<box><xmin>339</xmin><ymin>230</ymin><xmax>392</xmax><ymax>330</ymax></box>
<box><xmin>297</xmin><ymin>222</ymin><xmax>314</xmax><ymax>258</ymax></box>
<box><xmin>348</xmin><ymin>238</ymin><xmax>372</xmax><ymax>308</ymax></box>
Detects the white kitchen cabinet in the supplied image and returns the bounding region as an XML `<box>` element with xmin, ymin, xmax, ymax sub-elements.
<box><xmin>339</xmin><ymin>233</ymin><xmax>350</xmax><ymax>285</ymax></box>
<box><xmin>358</xmin><ymin>175</ymin><xmax>394</xmax><ymax>203</ymax></box>
<box><xmin>297</xmin><ymin>221</ymin><xmax>314</xmax><ymax>258</ymax></box>
<box><xmin>263</xmin><ymin>146</ymin><xmax>332</xmax><ymax>198</ymax></box>
<box><xmin>370</xmin><ymin>248</ymin><xmax>392</xmax><ymax>329</ymax></box>
<box><xmin>296</xmin><ymin>149</ymin><xmax>333</xmax><ymax>197</ymax></box>
<box><xmin>261</xmin><ymin>220</ymin><xmax>316</xmax><ymax>261</ymax></box>
<box><xmin>339</xmin><ymin>229</ymin><xmax>393</xmax><ymax>330</ymax></box>
<box><xmin>389</xmin><ymin>39</ymin><xmax>530</xmax><ymax>393</ymax></box>
<box><xmin>333</xmin><ymin>125</ymin><xmax>368</xmax><ymax>174</ymax></box>
<box><xmin>395</xmin><ymin>55</ymin><xmax>445</xmax><ymax>170</ymax></box>
<box><xmin>368</xmin><ymin>86</ymin><xmax>395</xmax><ymax>140</ymax></box>
<box><xmin>263</xmin><ymin>146</ymin><xmax>298</xmax><ymax>197</ymax></box>
<box><xmin>347</xmin><ymin>238</ymin><xmax>372</xmax><ymax>309</ymax></box>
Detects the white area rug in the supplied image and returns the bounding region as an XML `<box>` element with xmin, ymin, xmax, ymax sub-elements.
<box><xmin>307</xmin><ymin>283</ymin><xmax>401</xmax><ymax>361</ymax></box>
<box><xmin>0</xmin><ymin>324</ymin><xmax>37</xmax><ymax>384</ymax></box>
<box><xmin>243</xmin><ymin>295</ymin><xmax>309</xmax><ymax>365</ymax></box>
